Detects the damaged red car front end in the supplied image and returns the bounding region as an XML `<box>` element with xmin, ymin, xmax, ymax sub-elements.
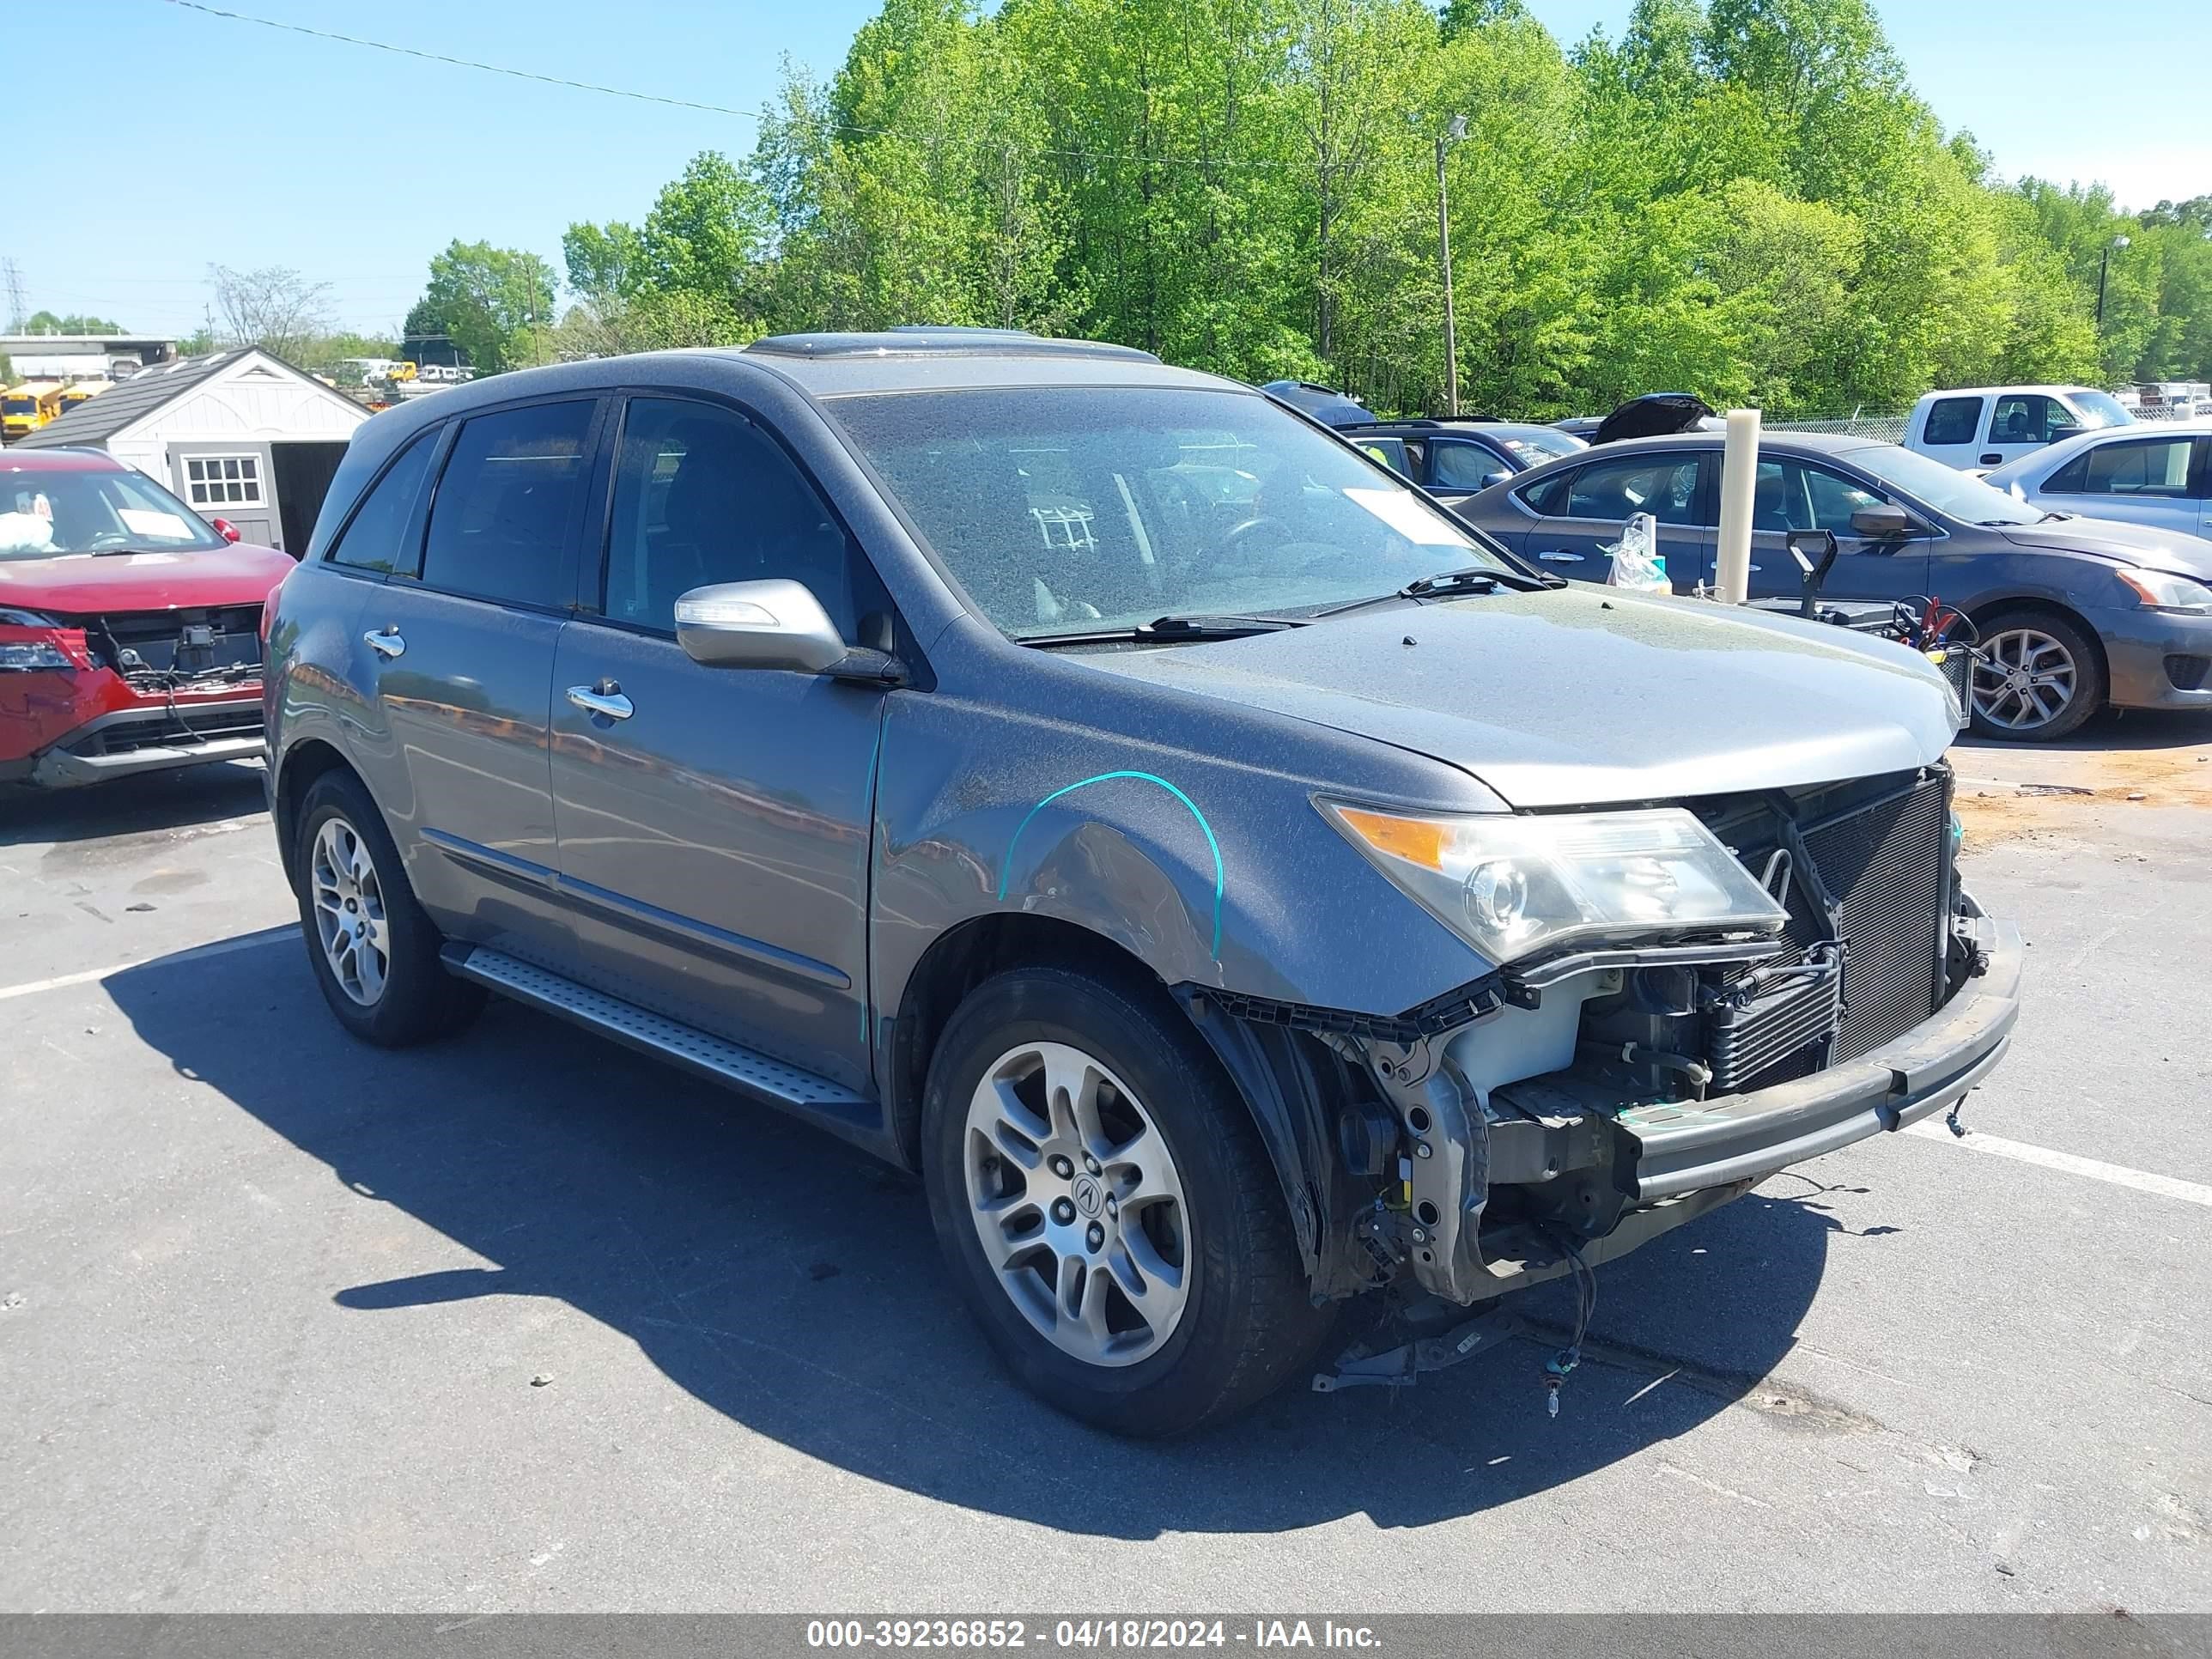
<box><xmin>1</xmin><ymin>449</ymin><xmax>293</xmax><ymax>788</ymax></box>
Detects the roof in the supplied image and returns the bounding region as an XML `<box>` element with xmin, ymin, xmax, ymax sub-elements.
<box><xmin>1915</xmin><ymin>385</ymin><xmax>2101</xmax><ymax>401</ymax></box>
<box><xmin>0</xmin><ymin>446</ymin><xmax>129</xmax><ymax>473</ymax></box>
<box><xmin>13</xmin><ymin>351</ymin><xmax>249</xmax><ymax>448</ymax></box>
<box><xmin>745</xmin><ymin>327</ymin><xmax>1157</xmax><ymax>364</ymax></box>
<box><xmin>0</xmin><ymin>333</ymin><xmax>176</xmax><ymax>351</ymax></box>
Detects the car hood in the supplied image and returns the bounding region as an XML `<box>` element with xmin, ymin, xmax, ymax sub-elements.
<box><xmin>1997</xmin><ymin>515</ymin><xmax>2212</xmax><ymax>576</ymax></box>
<box><xmin>1079</xmin><ymin>587</ymin><xmax>1957</xmax><ymax>809</ymax></box>
<box><xmin>0</xmin><ymin>541</ymin><xmax>295</xmax><ymax>614</ymax></box>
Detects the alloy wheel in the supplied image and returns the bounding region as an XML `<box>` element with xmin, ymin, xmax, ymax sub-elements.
<box><xmin>310</xmin><ymin>816</ymin><xmax>390</xmax><ymax>1006</ymax></box>
<box><xmin>962</xmin><ymin>1040</ymin><xmax>1192</xmax><ymax>1367</ymax></box>
<box><xmin>1972</xmin><ymin>626</ymin><xmax>2078</xmax><ymax>733</ymax></box>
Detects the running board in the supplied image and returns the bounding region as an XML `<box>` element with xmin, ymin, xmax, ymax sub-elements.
<box><xmin>442</xmin><ymin>945</ymin><xmax>875</xmax><ymax>1126</ymax></box>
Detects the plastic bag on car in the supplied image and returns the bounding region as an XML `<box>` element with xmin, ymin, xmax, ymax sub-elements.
<box><xmin>1602</xmin><ymin>512</ymin><xmax>1670</xmax><ymax>592</ymax></box>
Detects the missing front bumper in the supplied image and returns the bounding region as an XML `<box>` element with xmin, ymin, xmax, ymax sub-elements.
<box><xmin>1372</xmin><ymin>917</ymin><xmax>2022</xmax><ymax>1306</ymax></box>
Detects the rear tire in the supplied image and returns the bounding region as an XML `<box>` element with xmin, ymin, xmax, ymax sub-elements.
<box><xmin>1969</xmin><ymin>610</ymin><xmax>2104</xmax><ymax>741</ymax></box>
<box><xmin>292</xmin><ymin>769</ymin><xmax>484</xmax><ymax>1047</ymax></box>
<box><xmin>921</xmin><ymin>965</ymin><xmax>1334</xmax><ymax>1437</ymax></box>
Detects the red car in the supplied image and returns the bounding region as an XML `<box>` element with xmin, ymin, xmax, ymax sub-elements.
<box><xmin>1</xmin><ymin>447</ymin><xmax>293</xmax><ymax>787</ymax></box>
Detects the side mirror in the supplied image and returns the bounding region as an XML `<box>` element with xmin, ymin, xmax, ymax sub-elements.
<box><xmin>1849</xmin><ymin>502</ymin><xmax>1913</xmax><ymax>539</ymax></box>
<box><xmin>1480</xmin><ymin>469</ymin><xmax>1512</xmax><ymax>490</ymax></box>
<box><xmin>674</xmin><ymin>579</ymin><xmax>846</xmax><ymax>673</ymax></box>
<box><xmin>210</xmin><ymin>517</ymin><xmax>242</xmax><ymax>543</ymax></box>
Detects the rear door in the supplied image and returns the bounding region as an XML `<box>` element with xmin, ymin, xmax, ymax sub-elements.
<box><xmin>548</xmin><ymin>394</ymin><xmax>890</xmax><ymax>1091</ymax></box>
<box><xmin>1741</xmin><ymin>455</ymin><xmax>1930</xmax><ymax>605</ymax></box>
<box><xmin>1915</xmin><ymin>394</ymin><xmax>1986</xmax><ymax>471</ymax></box>
<box><xmin>2035</xmin><ymin>432</ymin><xmax>2203</xmax><ymax>537</ymax></box>
<box><xmin>1516</xmin><ymin>448</ymin><xmax>1712</xmax><ymax>587</ymax></box>
<box><xmin>355</xmin><ymin>395</ymin><xmax>602</xmax><ymax>941</ymax></box>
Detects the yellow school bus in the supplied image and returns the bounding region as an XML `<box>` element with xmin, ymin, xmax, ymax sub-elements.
<box><xmin>3</xmin><ymin>382</ymin><xmax>65</xmax><ymax>443</ymax></box>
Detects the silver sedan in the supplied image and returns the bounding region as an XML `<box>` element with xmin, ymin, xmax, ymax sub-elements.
<box><xmin>1981</xmin><ymin>420</ymin><xmax>2212</xmax><ymax>543</ymax></box>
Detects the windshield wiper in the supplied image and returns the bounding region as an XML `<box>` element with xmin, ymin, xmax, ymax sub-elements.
<box><xmin>1312</xmin><ymin>568</ymin><xmax>1505</xmax><ymax>617</ymax></box>
<box><xmin>1020</xmin><ymin>614</ymin><xmax>1303</xmax><ymax>647</ymax></box>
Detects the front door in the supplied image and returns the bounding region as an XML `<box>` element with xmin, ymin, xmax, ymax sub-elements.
<box><xmin>355</xmin><ymin>397</ymin><xmax>601</xmax><ymax>945</ymax></box>
<box><xmin>1741</xmin><ymin>456</ymin><xmax>1930</xmax><ymax>605</ymax></box>
<box><xmin>549</xmin><ymin>395</ymin><xmax>889</xmax><ymax>1091</ymax></box>
<box><xmin>1518</xmin><ymin>447</ymin><xmax>1712</xmax><ymax>588</ymax></box>
<box><xmin>1979</xmin><ymin>392</ymin><xmax>2077</xmax><ymax>471</ymax></box>
<box><xmin>171</xmin><ymin>444</ymin><xmax>278</xmax><ymax>547</ymax></box>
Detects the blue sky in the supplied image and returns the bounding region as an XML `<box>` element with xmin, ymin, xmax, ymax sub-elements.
<box><xmin>11</xmin><ymin>0</ymin><xmax>2209</xmax><ymax>337</ymax></box>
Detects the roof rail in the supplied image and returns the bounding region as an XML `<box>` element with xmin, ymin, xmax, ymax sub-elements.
<box><xmin>746</xmin><ymin>329</ymin><xmax>1159</xmax><ymax>363</ymax></box>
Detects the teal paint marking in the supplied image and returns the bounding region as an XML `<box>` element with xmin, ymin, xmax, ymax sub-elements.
<box><xmin>998</xmin><ymin>770</ymin><xmax>1224</xmax><ymax>958</ymax></box>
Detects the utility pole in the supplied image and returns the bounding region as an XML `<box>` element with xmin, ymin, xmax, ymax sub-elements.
<box><xmin>1</xmin><ymin>258</ymin><xmax>24</xmax><ymax>333</ymax></box>
<box><xmin>1436</xmin><ymin>115</ymin><xmax>1466</xmax><ymax>418</ymax></box>
<box><xmin>2096</xmin><ymin>233</ymin><xmax>2130</xmax><ymax>329</ymax></box>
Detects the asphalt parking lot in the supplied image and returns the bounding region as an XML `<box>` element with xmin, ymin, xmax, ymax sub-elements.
<box><xmin>2</xmin><ymin>723</ymin><xmax>2208</xmax><ymax>1614</ymax></box>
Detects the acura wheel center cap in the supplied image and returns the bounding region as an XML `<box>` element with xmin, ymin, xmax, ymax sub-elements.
<box><xmin>1072</xmin><ymin>1174</ymin><xmax>1105</xmax><ymax>1219</ymax></box>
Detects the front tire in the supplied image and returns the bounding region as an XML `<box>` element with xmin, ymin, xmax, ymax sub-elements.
<box><xmin>292</xmin><ymin>769</ymin><xmax>484</xmax><ymax>1046</ymax></box>
<box><xmin>921</xmin><ymin>965</ymin><xmax>1332</xmax><ymax>1437</ymax></box>
<box><xmin>1970</xmin><ymin>610</ymin><xmax>2104</xmax><ymax>741</ymax></box>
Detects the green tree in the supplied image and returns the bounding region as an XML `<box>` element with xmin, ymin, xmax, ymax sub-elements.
<box><xmin>21</xmin><ymin>310</ymin><xmax>125</xmax><ymax>333</ymax></box>
<box><xmin>419</xmin><ymin>241</ymin><xmax>560</xmax><ymax>373</ymax></box>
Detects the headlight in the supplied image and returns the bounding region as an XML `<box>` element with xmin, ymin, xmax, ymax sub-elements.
<box><xmin>2118</xmin><ymin>568</ymin><xmax>2212</xmax><ymax>614</ymax></box>
<box><xmin>0</xmin><ymin>609</ymin><xmax>72</xmax><ymax>672</ymax></box>
<box><xmin>1318</xmin><ymin>800</ymin><xmax>1790</xmax><ymax>965</ymax></box>
<box><xmin>0</xmin><ymin>640</ymin><xmax>74</xmax><ymax>672</ymax></box>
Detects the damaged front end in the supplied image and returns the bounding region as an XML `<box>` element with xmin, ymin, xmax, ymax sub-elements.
<box><xmin>1188</xmin><ymin>764</ymin><xmax>2022</xmax><ymax>1328</ymax></box>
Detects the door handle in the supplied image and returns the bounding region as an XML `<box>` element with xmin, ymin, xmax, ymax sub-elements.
<box><xmin>566</xmin><ymin>681</ymin><xmax>635</xmax><ymax>720</ymax></box>
<box><xmin>1535</xmin><ymin>549</ymin><xmax>1586</xmax><ymax>562</ymax></box>
<box><xmin>1978</xmin><ymin>453</ymin><xmax>2002</xmax><ymax>466</ymax></box>
<box><xmin>363</xmin><ymin>628</ymin><xmax>404</xmax><ymax>659</ymax></box>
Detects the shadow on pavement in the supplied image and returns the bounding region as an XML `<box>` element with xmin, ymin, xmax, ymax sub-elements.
<box><xmin>0</xmin><ymin>760</ymin><xmax>266</xmax><ymax>848</ymax></box>
<box><xmin>1955</xmin><ymin>706</ymin><xmax>2212</xmax><ymax>758</ymax></box>
<box><xmin>106</xmin><ymin>932</ymin><xmax>1844</xmax><ymax>1538</ymax></box>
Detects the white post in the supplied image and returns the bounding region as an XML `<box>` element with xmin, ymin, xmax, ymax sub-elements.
<box><xmin>1714</xmin><ymin>407</ymin><xmax>1760</xmax><ymax>605</ymax></box>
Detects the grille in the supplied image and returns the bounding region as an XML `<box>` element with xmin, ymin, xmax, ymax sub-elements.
<box><xmin>1802</xmin><ymin>776</ymin><xmax>1950</xmax><ymax>1063</ymax></box>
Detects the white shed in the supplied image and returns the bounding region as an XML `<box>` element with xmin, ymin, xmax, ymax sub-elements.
<box><xmin>14</xmin><ymin>348</ymin><xmax>368</xmax><ymax>554</ymax></box>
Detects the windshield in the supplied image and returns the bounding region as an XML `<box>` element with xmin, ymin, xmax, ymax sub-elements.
<box><xmin>0</xmin><ymin>465</ymin><xmax>228</xmax><ymax>560</ymax></box>
<box><xmin>2069</xmin><ymin>389</ymin><xmax>2134</xmax><ymax>429</ymax></box>
<box><xmin>1482</xmin><ymin>423</ymin><xmax>1585</xmax><ymax>465</ymax></box>
<box><xmin>3</xmin><ymin>397</ymin><xmax>33</xmax><ymax>416</ymax></box>
<box><xmin>1847</xmin><ymin>443</ymin><xmax>2045</xmax><ymax>526</ymax></box>
<box><xmin>831</xmin><ymin>387</ymin><xmax>1512</xmax><ymax>637</ymax></box>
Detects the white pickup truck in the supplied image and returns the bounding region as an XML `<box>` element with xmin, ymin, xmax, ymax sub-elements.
<box><xmin>1904</xmin><ymin>384</ymin><xmax>2136</xmax><ymax>472</ymax></box>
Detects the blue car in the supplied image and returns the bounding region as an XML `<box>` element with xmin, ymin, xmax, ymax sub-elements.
<box><xmin>1455</xmin><ymin>429</ymin><xmax>2212</xmax><ymax>739</ymax></box>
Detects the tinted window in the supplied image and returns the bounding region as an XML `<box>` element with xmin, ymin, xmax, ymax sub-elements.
<box><xmin>830</xmin><ymin>387</ymin><xmax>1508</xmax><ymax>638</ymax></box>
<box><xmin>602</xmin><ymin>398</ymin><xmax>863</xmax><ymax>638</ymax></box>
<box><xmin>1430</xmin><ymin>441</ymin><xmax>1506</xmax><ymax>489</ymax></box>
<box><xmin>328</xmin><ymin>430</ymin><xmax>434</xmax><ymax>573</ymax></box>
<box><xmin>1542</xmin><ymin>453</ymin><xmax>1703</xmax><ymax>526</ymax></box>
<box><xmin>1751</xmin><ymin>459</ymin><xmax>1884</xmax><ymax>533</ymax></box>
<box><xmin>419</xmin><ymin>400</ymin><xmax>594</xmax><ymax>605</ymax></box>
<box><xmin>2056</xmin><ymin>435</ymin><xmax>2196</xmax><ymax>497</ymax></box>
<box><xmin>1923</xmin><ymin>397</ymin><xmax>1983</xmax><ymax>447</ymax></box>
<box><xmin>1351</xmin><ymin>435</ymin><xmax>1414</xmax><ymax>478</ymax></box>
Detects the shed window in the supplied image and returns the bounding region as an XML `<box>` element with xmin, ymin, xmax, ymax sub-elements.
<box><xmin>185</xmin><ymin>454</ymin><xmax>263</xmax><ymax>507</ymax></box>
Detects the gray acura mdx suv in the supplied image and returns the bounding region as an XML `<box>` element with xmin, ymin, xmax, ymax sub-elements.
<box><xmin>264</xmin><ymin>330</ymin><xmax>2021</xmax><ymax>1435</ymax></box>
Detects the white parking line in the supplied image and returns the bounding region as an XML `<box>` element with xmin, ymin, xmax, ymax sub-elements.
<box><xmin>1904</xmin><ymin>1119</ymin><xmax>2212</xmax><ymax>1210</ymax></box>
<box><xmin>0</xmin><ymin>927</ymin><xmax>294</xmax><ymax>1005</ymax></box>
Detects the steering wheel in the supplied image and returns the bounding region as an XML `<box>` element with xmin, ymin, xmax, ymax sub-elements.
<box><xmin>86</xmin><ymin>529</ymin><xmax>134</xmax><ymax>550</ymax></box>
<box><xmin>1212</xmin><ymin>515</ymin><xmax>1291</xmax><ymax>562</ymax></box>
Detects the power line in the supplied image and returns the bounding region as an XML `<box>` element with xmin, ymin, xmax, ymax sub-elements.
<box><xmin>152</xmin><ymin>0</ymin><xmax>1413</xmax><ymax>175</ymax></box>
